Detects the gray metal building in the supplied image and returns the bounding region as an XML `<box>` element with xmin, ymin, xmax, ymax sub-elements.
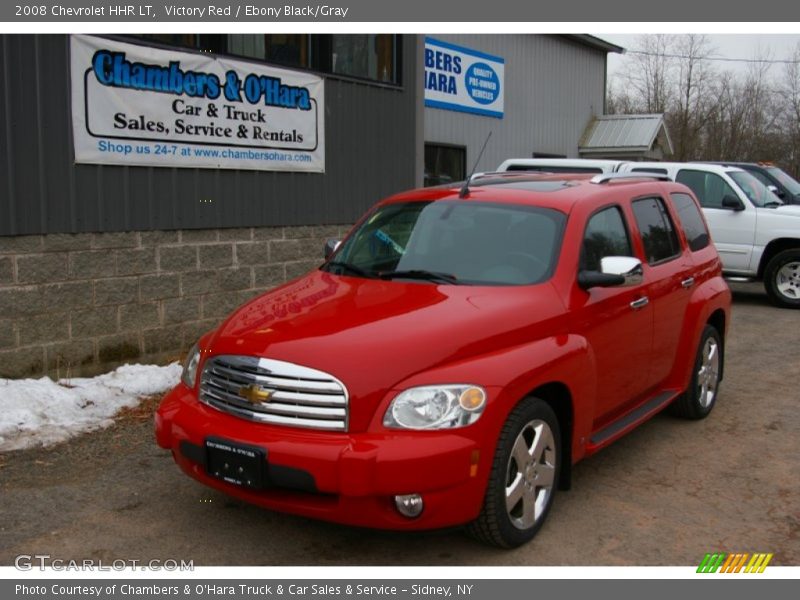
<box><xmin>0</xmin><ymin>35</ymin><xmax>420</xmax><ymax>237</ymax></box>
<box><xmin>423</xmin><ymin>34</ymin><xmax>622</xmax><ymax>180</ymax></box>
<box><xmin>0</xmin><ymin>34</ymin><xmax>621</xmax><ymax>379</ymax></box>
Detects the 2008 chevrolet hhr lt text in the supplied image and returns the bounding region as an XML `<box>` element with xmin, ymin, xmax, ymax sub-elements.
<box><xmin>155</xmin><ymin>172</ymin><xmax>732</xmax><ymax>547</ymax></box>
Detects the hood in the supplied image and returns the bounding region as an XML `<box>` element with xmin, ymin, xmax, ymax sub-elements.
<box><xmin>206</xmin><ymin>270</ymin><xmax>565</xmax><ymax>430</ymax></box>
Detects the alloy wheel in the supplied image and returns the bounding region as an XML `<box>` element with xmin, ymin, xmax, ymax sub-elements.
<box><xmin>775</xmin><ymin>261</ymin><xmax>800</xmax><ymax>300</ymax></box>
<box><xmin>697</xmin><ymin>337</ymin><xmax>720</xmax><ymax>408</ymax></box>
<box><xmin>505</xmin><ymin>419</ymin><xmax>557</xmax><ymax>530</ymax></box>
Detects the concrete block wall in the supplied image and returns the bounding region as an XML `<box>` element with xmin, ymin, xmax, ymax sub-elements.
<box><xmin>0</xmin><ymin>225</ymin><xmax>351</xmax><ymax>380</ymax></box>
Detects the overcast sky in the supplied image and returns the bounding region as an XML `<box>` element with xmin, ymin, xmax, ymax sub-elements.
<box><xmin>601</xmin><ymin>34</ymin><xmax>800</xmax><ymax>81</ymax></box>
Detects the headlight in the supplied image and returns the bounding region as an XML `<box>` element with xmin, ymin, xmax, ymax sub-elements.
<box><xmin>383</xmin><ymin>385</ymin><xmax>487</xmax><ymax>430</ymax></box>
<box><xmin>181</xmin><ymin>343</ymin><xmax>201</xmax><ymax>389</ymax></box>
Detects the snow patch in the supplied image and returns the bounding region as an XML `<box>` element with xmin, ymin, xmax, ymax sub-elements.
<box><xmin>0</xmin><ymin>363</ymin><xmax>182</xmax><ymax>452</ymax></box>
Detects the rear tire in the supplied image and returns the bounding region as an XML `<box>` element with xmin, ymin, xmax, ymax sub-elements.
<box><xmin>467</xmin><ymin>397</ymin><xmax>560</xmax><ymax>548</ymax></box>
<box><xmin>764</xmin><ymin>249</ymin><xmax>800</xmax><ymax>308</ymax></box>
<box><xmin>670</xmin><ymin>325</ymin><xmax>722</xmax><ymax>420</ymax></box>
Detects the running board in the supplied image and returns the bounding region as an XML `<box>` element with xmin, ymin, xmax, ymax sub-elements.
<box><xmin>587</xmin><ymin>390</ymin><xmax>679</xmax><ymax>452</ymax></box>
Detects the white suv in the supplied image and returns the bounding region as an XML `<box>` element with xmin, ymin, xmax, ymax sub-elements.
<box><xmin>496</xmin><ymin>158</ymin><xmax>800</xmax><ymax>308</ymax></box>
<box><xmin>617</xmin><ymin>162</ymin><xmax>800</xmax><ymax>308</ymax></box>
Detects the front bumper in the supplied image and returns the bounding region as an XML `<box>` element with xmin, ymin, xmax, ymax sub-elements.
<box><xmin>155</xmin><ymin>385</ymin><xmax>489</xmax><ymax>530</ymax></box>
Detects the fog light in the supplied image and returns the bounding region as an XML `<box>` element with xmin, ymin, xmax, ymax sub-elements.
<box><xmin>394</xmin><ymin>494</ymin><xmax>424</xmax><ymax>518</ymax></box>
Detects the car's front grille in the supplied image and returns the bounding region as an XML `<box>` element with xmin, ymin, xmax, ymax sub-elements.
<box><xmin>199</xmin><ymin>355</ymin><xmax>348</xmax><ymax>431</ymax></box>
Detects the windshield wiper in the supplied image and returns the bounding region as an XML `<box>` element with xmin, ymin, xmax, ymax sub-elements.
<box><xmin>763</xmin><ymin>200</ymin><xmax>783</xmax><ymax>208</ymax></box>
<box><xmin>378</xmin><ymin>269</ymin><xmax>461</xmax><ymax>284</ymax></box>
<box><xmin>325</xmin><ymin>261</ymin><xmax>374</xmax><ymax>277</ymax></box>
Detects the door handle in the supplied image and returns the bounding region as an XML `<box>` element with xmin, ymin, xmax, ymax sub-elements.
<box><xmin>630</xmin><ymin>296</ymin><xmax>650</xmax><ymax>310</ymax></box>
<box><xmin>681</xmin><ymin>277</ymin><xmax>695</xmax><ymax>289</ymax></box>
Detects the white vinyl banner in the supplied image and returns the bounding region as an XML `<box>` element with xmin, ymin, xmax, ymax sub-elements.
<box><xmin>71</xmin><ymin>35</ymin><xmax>325</xmax><ymax>172</ymax></box>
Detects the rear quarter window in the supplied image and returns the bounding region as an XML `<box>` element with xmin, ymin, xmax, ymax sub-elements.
<box><xmin>671</xmin><ymin>193</ymin><xmax>711</xmax><ymax>252</ymax></box>
<box><xmin>631</xmin><ymin>197</ymin><xmax>682</xmax><ymax>264</ymax></box>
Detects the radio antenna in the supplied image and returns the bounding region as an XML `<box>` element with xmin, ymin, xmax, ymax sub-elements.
<box><xmin>459</xmin><ymin>131</ymin><xmax>492</xmax><ymax>199</ymax></box>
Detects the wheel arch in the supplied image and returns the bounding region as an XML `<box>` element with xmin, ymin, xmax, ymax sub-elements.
<box><xmin>521</xmin><ymin>382</ymin><xmax>574</xmax><ymax>491</ymax></box>
<box><xmin>757</xmin><ymin>238</ymin><xmax>800</xmax><ymax>279</ymax></box>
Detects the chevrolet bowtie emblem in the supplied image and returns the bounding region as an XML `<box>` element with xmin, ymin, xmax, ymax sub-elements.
<box><xmin>238</xmin><ymin>385</ymin><xmax>273</xmax><ymax>405</ymax></box>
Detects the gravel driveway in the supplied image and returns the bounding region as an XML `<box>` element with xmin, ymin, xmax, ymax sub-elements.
<box><xmin>1</xmin><ymin>282</ymin><xmax>797</xmax><ymax>566</ymax></box>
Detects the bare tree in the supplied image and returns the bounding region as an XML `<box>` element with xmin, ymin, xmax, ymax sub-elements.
<box><xmin>607</xmin><ymin>34</ymin><xmax>800</xmax><ymax>172</ymax></box>
<box><xmin>742</xmin><ymin>52</ymin><xmax>781</xmax><ymax>160</ymax></box>
<box><xmin>702</xmin><ymin>53</ymin><xmax>780</xmax><ymax>162</ymax></box>
<box><xmin>605</xmin><ymin>79</ymin><xmax>639</xmax><ymax>115</ymax></box>
<box><xmin>617</xmin><ymin>34</ymin><xmax>674</xmax><ymax>114</ymax></box>
<box><xmin>669</xmin><ymin>34</ymin><xmax>718</xmax><ymax>160</ymax></box>
<box><xmin>778</xmin><ymin>42</ymin><xmax>800</xmax><ymax>176</ymax></box>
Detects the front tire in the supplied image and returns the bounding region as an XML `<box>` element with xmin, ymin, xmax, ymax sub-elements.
<box><xmin>764</xmin><ymin>249</ymin><xmax>800</xmax><ymax>308</ymax></box>
<box><xmin>670</xmin><ymin>325</ymin><xmax>722</xmax><ymax>420</ymax></box>
<box><xmin>467</xmin><ymin>398</ymin><xmax>560</xmax><ymax>548</ymax></box>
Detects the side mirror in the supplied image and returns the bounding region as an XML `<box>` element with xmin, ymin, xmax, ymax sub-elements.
<box><xmin>324</xmin><ymin>239</ymin><xmax>341</xmax><ymax>259</ymax></box>
<box><xmin>721</xmin><ymin>195</ymin><xmax>745</xmax><ymax>211</ymax></box>
<box><xmin>578</xmin><ymin>256</ymin><xmax>644</xmax><ymax>290</ymax></box>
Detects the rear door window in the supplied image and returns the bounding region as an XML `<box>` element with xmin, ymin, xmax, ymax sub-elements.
<box><xmin>631</xmin><ymin>197</ymin><xmax>682</xmax><ymax>264</ymax></box>
<box><xmin>748</xmin><ymin>169</ymin><xmax>775</xmax><ymax>188</ymax></box>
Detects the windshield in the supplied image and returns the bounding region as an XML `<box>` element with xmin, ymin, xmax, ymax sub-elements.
<box><xmin>766</xmin><ymin>167</ymin><xmax>800</xmax><ymax>196</ymax></box>
<box><xmin>729</xmin><ymin>171</ymin><xmax>782</xmax><ymax>207</ymax></box>
<box><xmin>323</xmin><ymin>201</ymin><xmax>566</xmax><ymax>285</ymax></box>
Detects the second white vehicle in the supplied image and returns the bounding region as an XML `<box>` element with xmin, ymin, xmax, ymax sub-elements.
<box><xmin>495</xmin><ymin>158</ymin><xmax>623</xmax><ymax>174</ymax></box>
<box><xmin>619</xmin><ymin>162</ymin><xmax>800</xmax><ymax>308</ymax></box>
<box><xmin>496</xmin><ymin>158</ymin><xmax>800</xmax><ymax>308</ymax></box>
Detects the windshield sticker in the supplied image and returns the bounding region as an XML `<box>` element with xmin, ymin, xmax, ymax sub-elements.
<box><xmin>374</xmin><ymin>229</ymin><xmax>405</xmax><ymax>254</ymax></box>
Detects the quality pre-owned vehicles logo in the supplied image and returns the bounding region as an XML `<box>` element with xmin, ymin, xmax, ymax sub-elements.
<box><xmin>697</xmin><ymin>552</ymin><xmax>774</xmax><ymax>573</ymax></box>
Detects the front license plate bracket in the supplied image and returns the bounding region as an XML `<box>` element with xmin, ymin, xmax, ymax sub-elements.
<box><xmin>204</xmin><ymin>437</ymin><xmax>266</xmax><ymax>490</ymax></box>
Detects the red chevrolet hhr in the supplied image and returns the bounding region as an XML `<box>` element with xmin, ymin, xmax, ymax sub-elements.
<box><xmin>155</xmin><ymin>172</ymin><xmax>731</xmax><ymax>547</ymax></box>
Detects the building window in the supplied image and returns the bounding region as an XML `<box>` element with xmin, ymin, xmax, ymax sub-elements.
<box><xmin>330</xmin><ymin>35</ymin><xmax>397</xmax><ymax>83</ymax></box>
<box><xmin>135</xmin><ymin>34</ymin><xmax>224</xmax><ymax>54</ymax></box>
<box><xmin>425</xmin><ymin>144</ymin><xmax>466</xmax><ymax>187</ymax></box>
<box><xmin>226</xmin><ymin>35</ymin><xmax>311</xmax><ymax>69</ymax></box>
<box><xmin>266</xmin><ymin>35</ymin><xmax>311</xmax><ymax>68</ymax></box>
<box><xmin>128</xmin><ymin>34</ymin><xmax>399</xmax><ymax>85</ymax></box>
<box><xmin>226</xmin><ymin>35</ymin><xmax>266</xmax><ymax>62</ymax></box>
<box><xmin>532</xmin><ymin>152</ymin><xmax>567</xmax><ymax>159</ymax></box>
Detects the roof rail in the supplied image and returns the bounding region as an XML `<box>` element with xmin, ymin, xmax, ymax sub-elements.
<box><xmin>590</xmin><ymin>172</ymin><xmax>673</xmax><ymax>184</ymax></box>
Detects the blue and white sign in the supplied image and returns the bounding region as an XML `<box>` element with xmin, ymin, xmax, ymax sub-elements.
<box><xmin>424</xmin><ymin>37</ymin><xmax>505</xmax><ymax>119</ymax></box>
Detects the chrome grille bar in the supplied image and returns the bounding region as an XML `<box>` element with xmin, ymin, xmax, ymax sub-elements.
<box><xmin>208</xmin><ymin>364</ymin><xmax>343</xmax><ymax>394</ymax></box>
<box><xmin>199</xmin><ymin>355</ymin><xmax>349</xmax><ymax>431</ymax></box>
